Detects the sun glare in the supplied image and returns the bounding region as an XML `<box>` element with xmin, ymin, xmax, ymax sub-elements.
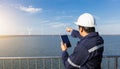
<box><xmin>0</xmin><ymin>8</ymin><xmax>16</xmax><ymax>35</ymax></box>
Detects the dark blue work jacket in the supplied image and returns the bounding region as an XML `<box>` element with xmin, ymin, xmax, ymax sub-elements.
<box><xmin>62</xmin><ymin>30</ymin><xmax>104</xmax><ymax>69</ymax></box>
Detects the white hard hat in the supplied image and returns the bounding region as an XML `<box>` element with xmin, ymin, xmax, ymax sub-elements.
<box><xmin>75</xmin><ymin>13</ymin><xmax>95</xmax><ymax>27</ymax></box>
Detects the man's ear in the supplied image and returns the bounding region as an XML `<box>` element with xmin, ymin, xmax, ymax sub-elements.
<box><xmin>80</xmin><ymin>27</ymin><xmax>84</xmax><ymax>32</ymax></box>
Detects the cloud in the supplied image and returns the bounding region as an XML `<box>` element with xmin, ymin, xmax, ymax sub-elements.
<box><xmin>40</xmin><ymin>22</ymin><xmax>70</xmax><ymax>35</ymax></box>
<box><xmin>0</xmin><ymin>5</ymin><xmax>2</xmax><ymax>7</ymax></box>
<box><xmin>17</xmin><ymin>5</ymin><xmax>42</xmax><ymax>13</ymax></box>
<box><xmin>97</xmin><ymin>23</ymin><xmax>120</xmax><ymax>35</ymax></box>
<box><xmin>37</xmin><ymin>19</ymin><xmax>67</xmax><ymax>28</ymax></box>
<box><xmin>41</xmin><ymin>22</ymin><xmax>66</xmax><ymax>28</ymax></box>
<box><xmin>51</xmin><ymin>23</ymin><xmax>66</xmax><ymax>28</ymax></box>
<box><xmin>54</xmin><ymin>15</ymin><xmax>74</xmax><ymax>20</ymax></box>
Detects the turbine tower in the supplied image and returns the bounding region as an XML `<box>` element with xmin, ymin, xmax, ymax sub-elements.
<box><xmin>27</xmin><ymin>27</ymin><xmax>32</xmax><ymax>35</ymax></box>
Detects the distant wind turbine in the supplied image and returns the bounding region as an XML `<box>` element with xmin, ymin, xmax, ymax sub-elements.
<box><xmin>27</xmin><ymin>27</ymin><xmax>32</xmax><ymax>35</ymax></box>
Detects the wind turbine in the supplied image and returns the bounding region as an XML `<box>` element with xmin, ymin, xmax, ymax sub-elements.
<box><xmin>27</xmin><ymin>27</ymin><xmax>32</xmax><ymax>35</ymax></box>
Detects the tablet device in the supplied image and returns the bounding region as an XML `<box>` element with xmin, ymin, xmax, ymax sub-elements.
<box><xmin>60</xmin><ymin>35</ymin><xmax>71</xmax><ymax>48</ymax></box>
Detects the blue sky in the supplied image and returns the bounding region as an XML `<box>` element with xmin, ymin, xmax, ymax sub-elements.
<box><xmin>0</xmin><ymin>0</ymin><xmax>120</xmax><ymax>35</ymax></box>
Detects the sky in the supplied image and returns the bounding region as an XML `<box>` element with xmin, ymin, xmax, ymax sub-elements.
<box><xmin>0</xmin><ymin>0</ymin><xmax>120</xmax><ymax>35</ymax></box>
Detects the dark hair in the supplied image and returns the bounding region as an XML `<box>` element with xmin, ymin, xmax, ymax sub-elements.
<box><xmin>79</xmin><ymin>26</ymin><xmax>95</xmax><ymax>33</ymax></box>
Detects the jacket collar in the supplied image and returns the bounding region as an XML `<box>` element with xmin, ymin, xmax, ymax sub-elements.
<box><xmin>81</xmin><ymin>32</ymin><xmax>99</xmax><ymax>40</ymax></box>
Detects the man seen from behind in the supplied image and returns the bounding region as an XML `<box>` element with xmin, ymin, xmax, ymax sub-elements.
<box><xmin>61</xmin><ymin>13</ymin><xmax>104</xmax><ymax>69</ymax></box>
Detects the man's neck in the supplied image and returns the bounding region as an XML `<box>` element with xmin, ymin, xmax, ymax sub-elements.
<box><xmin>82</xmin><ymin>32</ymin><xmax>89</xmax><ymax>37</ymax></box>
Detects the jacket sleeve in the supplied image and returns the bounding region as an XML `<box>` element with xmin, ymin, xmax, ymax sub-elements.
<box><xmin>62</xmin><ymin>46</ymin><xmax>89</xmax><ymax>69</ymax></box>
<box><xmin>71</xmin><ymin>30</ymin><xmax>82</xmax><ymax>39</ymax></box>
<box><xmin>62</xmin><ymin>51</ymin><xmax>69</xmax><ymax>67</ymax></box>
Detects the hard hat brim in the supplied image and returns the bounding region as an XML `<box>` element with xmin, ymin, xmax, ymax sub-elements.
<box><xmin>74</xmin><ymin>22</ymin><xmax>79</xmax><ymax>26</ymax></box>
<box><xmin>74</xmin><ymin>22</ymin><xmax>95</xmax><ymax>27</ymax></box>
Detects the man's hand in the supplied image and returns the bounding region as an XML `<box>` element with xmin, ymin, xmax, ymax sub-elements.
<box><xmin>61</xmin><ymin>42</ymin><xmax>67</xmax><ymax>51</ymax></box>
<box><xmin>66</xmin><ymin>27</ymin><xmax>73</xmax><ymax>32</ymax></box>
